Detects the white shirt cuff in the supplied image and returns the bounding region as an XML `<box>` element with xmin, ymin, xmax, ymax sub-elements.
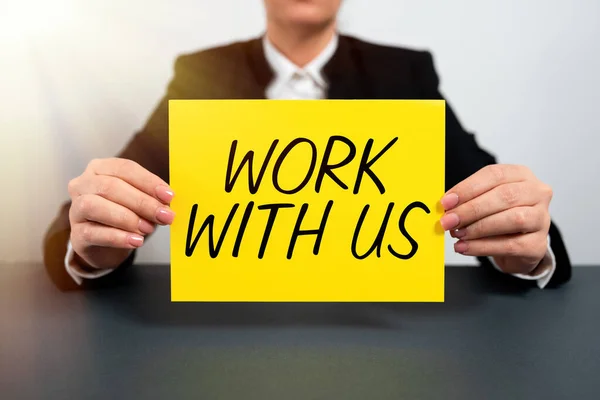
<box><xmin>64</xmin><ymin>240</ymin><xmax>116</xmax><ymax>285</ymax></box>
<box><xmin>489</xmin><ymin>235</ymin><xmax>556</xmax><ymax>289</ymax></box>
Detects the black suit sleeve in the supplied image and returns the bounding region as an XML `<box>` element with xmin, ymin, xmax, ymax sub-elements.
<box><xmin>415</xmin><ymin>51</ymin><xmax>571</xmax><ymax>287</ymax></box>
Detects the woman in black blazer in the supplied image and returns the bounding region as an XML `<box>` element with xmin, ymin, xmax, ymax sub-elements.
<box><xmin>44</xmin><ymin>0</ymin><xmax>571</xmax><ymax>290</ymax></box>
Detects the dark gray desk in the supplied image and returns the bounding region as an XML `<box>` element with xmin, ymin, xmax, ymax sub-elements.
<box><xmin>0</xmin><ymin>264</ymin><xmax>598</xmax><ymax>399</ymax></box>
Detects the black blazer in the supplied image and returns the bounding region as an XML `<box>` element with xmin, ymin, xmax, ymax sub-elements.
<box><xmin>43</xmin><ymin>35</ymin><xmax>572</xmax><ymax>290</ymax></box>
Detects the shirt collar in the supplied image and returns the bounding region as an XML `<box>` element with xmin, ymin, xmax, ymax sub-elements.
<box><xmin>263</xmin><ymin>33</ymin><xmax>339</xmax><ymax>88</ymax></box>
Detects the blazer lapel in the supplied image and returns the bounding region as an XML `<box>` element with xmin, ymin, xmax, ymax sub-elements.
<box><xmin>323</xmin><ymin>36</ymin><xmax>372</xmax><ymax>100</ymax></box>
<box><xmin>245</xmin><ymin>38</ymin><xmax>273</xmax><ymax>99</ymax></box>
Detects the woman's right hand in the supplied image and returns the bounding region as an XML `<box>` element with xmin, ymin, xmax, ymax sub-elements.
<box><xmin>67</xmin><ymin>158</ymin><xmax>175</xmax><ymax>269</ymax></box>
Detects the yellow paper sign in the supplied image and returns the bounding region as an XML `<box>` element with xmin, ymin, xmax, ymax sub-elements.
<box><xmin>169</xmin><ymin>100</ymin><xmax>445</xmax><ymax>302</ymax></box>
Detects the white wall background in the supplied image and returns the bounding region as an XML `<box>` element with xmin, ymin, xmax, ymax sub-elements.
<box><xmin>1</xmin><ymin>0</ymin><xmax>598</xmax><ymax>265</ymax></box>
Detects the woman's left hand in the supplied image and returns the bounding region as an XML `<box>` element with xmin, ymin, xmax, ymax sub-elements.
<box><xmin>440</xmin><ymin>164</ymin><xmax>553</xmax><ymax>275</ymax></box>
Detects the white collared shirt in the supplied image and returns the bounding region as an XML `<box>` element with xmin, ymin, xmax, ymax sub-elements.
<box><xmin>65</xmin><ymin>33</ymin><xmax>556</xmax><ymax>288</ymax></box>
<box><xmin>263</xmin><ymin>34</ymin><xmax>338</xmax><ymax>100</ymax></box>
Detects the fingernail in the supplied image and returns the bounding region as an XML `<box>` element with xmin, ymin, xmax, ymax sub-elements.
<box><xmin>441</xmin><ymin>193</ymin><xmax>459</xmax><ymax>210</ymax></box>
<box><xmin>156</xmin><ymin>207</ymin><xmax>175</xmax><ymax>225</ymax></box>
<box><xmin>440</xmin><ymin>213</ymin><xmax>460</xmax><ymax>230</ymax></box>
<box><xmin>138</xmin><ymin>219</ymin><xmax>155</xmax><ymax>235</ymax></box>
<box><xmin>156</xmin><ymin>185</ymin><xmax>174</xmax><ymax>204</ymax></box>
<box><xmin>454</xmin><ymin>241</ymin><xmax>468</xmax><ymax>254</ymax></box>
<box><xmin>453</xmin><ymin>229</ymin><xmax>467</xmax><ymax>238</ymax></box>
<box><xmin>128</xmin><ymin>235</ymin><xmax>144</xmax><ymax>247</ymax></box>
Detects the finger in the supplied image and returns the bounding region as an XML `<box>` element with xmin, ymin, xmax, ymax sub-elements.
<box><xmin>87</xmin><ymin>158</ymin><xmax>173</xmax><ymax>204</ymax></box>
<box><xmin>440</xmin><ymin>182</ymin><xmax>541</xmax><ymax>231</ymax></box>
<box><xmin>76</xmin><ymin>176</ymin><xmax>175</xmax><ymax>225</ymax></box>
<box><xmin>72</xmin><ymin>222</ymin><xmax>145</xmax><ymax>249</ymax></box>
<box><xmin>453</xmin><ymin>232</ymin><xmax>548</xmax><ymax>260</ymax></box>
<box><xmin>441</xmin><ymin>164</ymin><xmax>532</xmax><ymax>210</ymax></box>
<box><xmin>450</xmin><ymin>206</ymin><xmax>548</xmax><ymax>240</ymax></box>
<box><xmin>70</xmin><ymin>194</ymin><xmax>156</xmax><ymax>235</ymax></box>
